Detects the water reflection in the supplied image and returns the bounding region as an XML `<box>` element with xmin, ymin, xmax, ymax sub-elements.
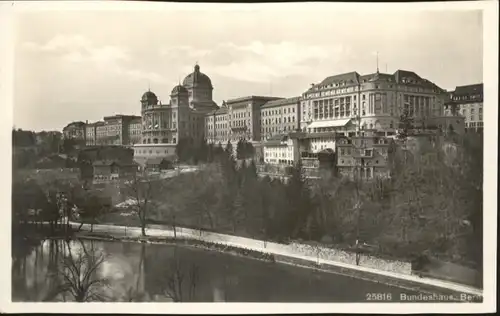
<box><xmin>12</xmin><ymin>239</ymin><xmax>419</xmax><ymax>302</ymax></box>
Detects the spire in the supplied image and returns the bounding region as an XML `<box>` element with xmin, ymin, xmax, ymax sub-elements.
<box><xmin>194</xmin><ymin>61</ymin><xmax>200</xmax><ymax>72</ymax></box>
<box><xmin>148</xmin><ymin>80</ymin><xmax>151</xmax><ymax>92</ymax></box>
<box><xmin>376</xmin><ymin>51</ymin><xmax>379</xmax><ymax>73</ymax></box>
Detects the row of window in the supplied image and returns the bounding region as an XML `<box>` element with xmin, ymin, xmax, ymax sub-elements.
<box><xmin>305</xmin><ymin>84</ymin><xmax>437</xmax><ymax>99</ymax></box>
<box><xmin>453</xmin><ymin>94</ymin><xmax>482</xmax><ymax>101</ymax></box>
<box><xmin>261</xmin><ymin>125</ymin><xmax>296</xmax><ymax>134</ymax></box>
<box><xmin>135</xmin><ymin>149</ymin><xmax>173</xmax><ymax>155</ymax></box>
<box><xmin>141</xmin><ymin>137</ymin><xmax>177</xmax><ymax>144</ymax></box>
<box><xmin>466</xmin><ymin>122</ymin><xmax>484</xmax><ymax>128</ymax></box>
<box><xmin>262</xmin><ymin>116</ymin><xmax>296</xmax><ymax>125</ymax></box>
<box><xmin>262</xmin><ymin>107</ymin><xmax>296</xmax><ymax>116</ymax></box>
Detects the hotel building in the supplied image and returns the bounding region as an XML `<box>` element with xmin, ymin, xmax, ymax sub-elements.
<box><xmin>300</xmin><ymin>69</ymin><xmax>447</xmax><ymax>135</ymax></box>
<box><xmin>445</xmin><ymin>83</ymin><xmax>483</xmax><ymax>133</ymax></box>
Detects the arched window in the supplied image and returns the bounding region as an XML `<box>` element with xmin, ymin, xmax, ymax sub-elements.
<box><xmin>147</xmin><ymin>138</ymin><xmax>151</xmax><ymax>144</ymax></box>
<box><xmin>162</xmin><ymin>138</ymin><xmax>168</xmax><ymax>144</ymax></box>
<box><xmin>153</xmin><ymin>138</ymin><xmax>158</xmax><ymax>144</ymax></box>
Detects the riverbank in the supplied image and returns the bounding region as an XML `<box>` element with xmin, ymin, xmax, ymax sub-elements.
<box><xmin>70</xmin><ymin>221</ymin><xmax>482</xmax><ymax>299</ymax></box>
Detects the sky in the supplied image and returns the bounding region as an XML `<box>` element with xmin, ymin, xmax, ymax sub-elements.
<box><xmin>12</xmin><ymin>4</ymin><xmax>483</xmax><ymax>132</ymax></box>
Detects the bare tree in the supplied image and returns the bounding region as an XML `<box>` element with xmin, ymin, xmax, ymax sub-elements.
<box><xmin>123</xmin><ymin>172</ymin><xmax>161</xmax><ymax>236</ymax></box>
<box><xmin>44</xmin><ymin>241</ymin><xmax>110</xmax><ymax>302</ymax></box>
<box><xmin>162</xmin><ymin>247</ymin><xmax>200</xmax><ymax>302</ymax></box>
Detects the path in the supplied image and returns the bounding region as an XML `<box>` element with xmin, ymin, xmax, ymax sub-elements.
<box><xmin>68</xmin><ymin>221</ymin><xmax>483</xmax><ymax>297</ymax></box>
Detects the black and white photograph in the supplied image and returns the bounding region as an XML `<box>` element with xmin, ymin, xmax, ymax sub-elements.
<box><xmin>0</xmin><ymin>0</ymin><xmax>497</xmax><ymax>314</ymax></box>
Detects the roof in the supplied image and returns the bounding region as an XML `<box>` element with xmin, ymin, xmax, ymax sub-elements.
<box><xmin>142</xmin><ymin>90</ymin><xmax>157</xmax><ymax>100</ymax></box>
<box><xmin>261</xmin><ymin>96</ymin><xmax>301</xmax><ymax>108</ymax></box>
<box><xmin>359</xmin><ymin>72</ymin><xmax>395</xmax><ymax>83</ymax></box>
<box><xmin>63</xmin><ymin>121</ymin><xmax>86</xmax><ymax>129</ymax></box>
<box><xmin>226</xmin><ymin>95</ymin><xmax>282</xmax><ymax>104</ymax></box>
<box><xmin>171</xmin><ymin>84</ymin><xmax>188</xmax><ymax>95</ymax></box>
<box><xmin>307</xmin><ymin>118</ymin><xmax>352</xmax><ymax>129</ymax></box>
<box><xmin>317</xmin><ymin>71</ymin><xmax>360</xmax><ymax>88</ymax></box>
<box><xmin>306</xmin><ymin>69</ymin><xmax>444</xmax><ymax>93</ymax></box>
<box><xmin>207</xmin><ymin>106</ymin><xmax>229</xmax><ymax>116</ymax></box>
<box><xmin>453</xmin><ymin>83</ymin><xmax>483</xmax><ymax>96</ymax></box>
<box><xmin>103</xmin><ymin>114</ymin><xmax>140</xmax><ymax>121</ymax></box>
<box><xmin>182</xmin><ymin>64</ymin><xmax>213</xmax><ymax>89</ymax></box>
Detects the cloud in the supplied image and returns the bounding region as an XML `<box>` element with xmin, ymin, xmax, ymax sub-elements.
<box><xmin>160</xmin><ymin>41</ymin><xmax>345</xmax><ymax>83</ymax></box>
<box><xmin>210</xmin><ymin>41</ymin><xmax>344</xmax><ymax>82</ymax></box>
<box><xmin>21</xmin><ymin>34</ymin><xmax>168</xmax><ymax>84</ymax></box>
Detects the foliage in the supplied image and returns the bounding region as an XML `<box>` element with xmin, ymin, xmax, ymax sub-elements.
<box><xmin>397</xmin><ymin>106</ymin><xmax>414</xmax><ymax>141</ymax></box>
<box><xmin>236</xmin><ymin>139</ymin><xmax>255</xmax><ymax>160</ymax></box>
<box><xmin>133</xmin><ymin>133</ymin><xmax>482</xmax><ymax>268</ymax></box>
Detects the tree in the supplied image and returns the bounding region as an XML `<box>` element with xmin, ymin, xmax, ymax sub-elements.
<box><xmin>397</xmin><ymin>106</ymin><xmax>414</xmax><ymax>142</ymax></box>
<box><xmin>207</xmin><ymin>143</ymin><xmax>215</xmax><ymax>163</ymax></box>
<box><xmin>244</xmin><ymin>140</ymin><xmax>255</xmax><ymax>159</ymax></box>
<box><xmin>225</xmin><ymin>140</ymin><xmax>233</xmax><ymax>158</ymax></box>
<box><xmin>123</xmin><ymin>173</ymin><xmax>161</xmax><ymax>236</ymax></box>
<box><xmin>45</xmin><ymin>241</ymin><xmax>110</xmax><ymax>302</ymax></box>
<box><xmin>236</xmin><ymin>139</ymin><xmax>244</xmax><ymax>160</ymax></box>
<box><xmin>75</xmin><ymin>191</ymin><xmax>110</xmax><ymax>232</ymax></box>
<box><xmin>285</xmin><ymin>162</ymin><xmax>317</xmax><ymax>239</ymax></box>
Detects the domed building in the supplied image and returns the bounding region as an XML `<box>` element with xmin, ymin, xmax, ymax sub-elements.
<box><xmin>133</xmin><ymin>64</ymin><xmax>218</xmax><ymax>167</ymax></box>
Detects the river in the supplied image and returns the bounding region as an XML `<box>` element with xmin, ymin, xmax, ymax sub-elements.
<box><xmin>12</xmin><ymin>238</ymin><xmax>423</xmax><ymax>302</ymax></box>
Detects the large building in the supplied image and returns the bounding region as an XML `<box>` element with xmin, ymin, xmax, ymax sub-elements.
<box><xmin>133</xmin><ymin>64</ymin><xmax>218</xmax><ymax>166</ymax></box>
<box><xmin>205</xmin><ymin>102</ymin><xmax>229</xmax><ymax>145</ymax></box>
<box><xmin>63</xmin><ymin>121</ymin><xmax>86</xmax><ymax>140</ymax></box>
<box><xmin>335</xmin><ymin>131</ymin><xmax>393</xmax><ymax>179</ymax></box>
<box><xmin>225</xmin><ymin>95</ymin><xmax>282</xmax><ymax>143</ymax></box>
<box><xmin>300</xmin><ymin>69</ymin><xmax>447</xmax><ymax>135</ymax></box>
<box><xmin>260</xmin><ymin>96</ymin><xmax>301</xmax><ymax>141</ymax></box>
<box><xmin>83</xmin><ymin>115</ymin><xmax>141</xmax><ymax>147</ymax></box>
<box><xmin>445</xmin><ymin>83</ymin><xmax>483</xmax><ymax>133</ymax></box>
<box><xmin>257</xmin><ymin>69</ymin><xmax>451</xmax><ymax>179</ymax></box>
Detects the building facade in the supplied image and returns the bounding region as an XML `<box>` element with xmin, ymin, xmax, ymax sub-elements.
<box><xmin>225</xmin><ymin>95</ymin><xmax>282</xmax><ymax>143</ymax></box>
<box><xmin>63</xmin><ymin>121</ymin><xmax>86</xmax><ymax>141</ymax></box>
<box><xmin>260</xmin><ymin>96</ymin><xmax>301</xmax><ymax>141</ymax></box>
<box><xmin>445</xmin><ymin>83</ymin><xmax>483</xmax><ymax>133</ymax></box>
<box><xmin>128</xmin><ymin>116</ymin><xmax>142</xmax><ymax>145</ymax></box>
<box><xmin>133</xmin><ymin>64</ymin><xmax>218</xmax><ymax>166</ymax></box>
<box><xmin>83</xmin><ymin>115</ymin><xmax>141</xmax><ymax>147</ymax></box>
<box><xmin>205</xmin><ymin>102</ymin><xmax>229</xmax><ymax>145</ymax></box>
<box><xmin>92</xmin><ymin>160</ymin><xmax>138</xmax><ymax>184</ymax></box>
<box><xmin>262</xmin><ymin>134</ymin><xmax>296</xmax><ymax>165</ymax></box>
<box><xmin>335</xmin><ymin>131</ymin><xmax>393</xmax><ymax>180</ymax></box>
<box><xmin>85</xmin><ymin>122</ymin><xmax>97</xmax><ymax>146</ymax></box>
<box><xmin>300</xmin><ymin>70</ymin><xmax>447</xmax><ymax>135</ymax></box>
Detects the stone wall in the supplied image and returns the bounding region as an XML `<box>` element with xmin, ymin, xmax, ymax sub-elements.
<box><xmin>287</xmin><ymin>242</ymin><xmax>412</xmax><ymax>275</ymax></box>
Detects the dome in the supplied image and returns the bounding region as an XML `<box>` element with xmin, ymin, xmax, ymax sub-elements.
<box><xmin>182</xmin><ymin>64</ymin><xmax>213</xmax><ymax>89</ymax></box>
<box><xmin>142</xmin><ymin>90</ymin><xmax>157</xmax><ymax>101</ymax></box>
<box><xmin>171</xmin><ymin>84</ymin><xmax>188</xmax><ymax>95</ymax></box>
